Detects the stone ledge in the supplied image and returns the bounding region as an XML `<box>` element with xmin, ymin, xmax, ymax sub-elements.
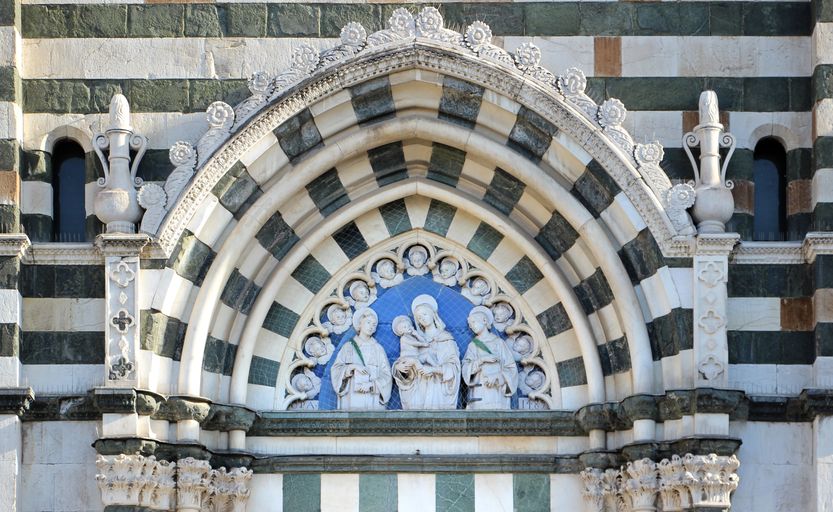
<box><xmin>251</xmin><ymin>410</ymin><xmax>581</xmax><ymax>437</ymax></box>
<box><xmin>15</xmin><ymin>387</ymin><xmax>833</xmax><ymax>431</ymax></box>
<box><xmin>252</xmin><ymin>454</ymin><xmax>582</xmax><ymax>474</ymax></box>
<box><xmin>90</xmin><ymin>435</ymin><xmax>742</xmax><ymax>474</ymax></box>
<box><xmin>0</xmin><ymin>387</ymin><xmax>34</xmax><ymax>415</ymax></box>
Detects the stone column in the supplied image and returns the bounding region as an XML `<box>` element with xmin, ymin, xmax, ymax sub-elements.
<box><xmin>691</xmin><ymin>234</ymin><xmax>738</xmax><ymax>437</ymax></box>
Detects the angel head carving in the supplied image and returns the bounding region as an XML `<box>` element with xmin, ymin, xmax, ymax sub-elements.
<box><xmin>346</xmin><ymin>280</ymin><xmax>376</xmax><ymax>309</ymax></box>
<box><xmin>519</xmin><ymin>366</ymin><xmax>546</xmax><ymax>395</ymax></box>
<box><xmin>405</xmin><ymin>245</ymin><xmax>430</xmax><ymax>276</ymax></box>
<box><xmin>491</xmin><ymin>302</ymin><xmax>514</xmax><ymax>332</ymax></box>
<box><xmin>507</xmin><ymin>333</ymin><xmax>534</xmax><ymax>362</ymax></box>
<box><xmin>304</xmin><ymin>336</ymin><xmax>334</xmax><ymax>365</ymax></box>
<box><xmin>372</xmin><ymin>258</ymin><xmax>403</xmax><ymax>289</ymax></box>
<box><xmin>291</xmin><ymin>368</ymin><xmax>321</xmax><ymax>398</ymax></box>
<box><xmin>433</xmin><ymin>256</ymin><xmax>461</xmax><ymax>286</ymax></box>
<box><xmin>323</xmin><ymin>304</ymin><xmax>352</xmax><ymax>335</ymax></box>
<box><xmin>462</xmin><ymin>276</ymin><xmax>491</xmax><ymax>305</ymax></box>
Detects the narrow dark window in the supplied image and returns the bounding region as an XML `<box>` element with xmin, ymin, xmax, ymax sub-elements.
<box><xmin>52</xmin><ymin>140</ymin><xmax>86</xmax><ymax>242</ymax></box>
<box><xmin>752</xmin><ymin>138</ymin><xmax>786</xmax><ymax>241</ymax></box>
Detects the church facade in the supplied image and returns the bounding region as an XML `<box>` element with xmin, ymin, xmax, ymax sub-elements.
<box><xmin>0</xmin><ymin>1</ymin><xmax>832</xmax><ymax>511</ymax></box>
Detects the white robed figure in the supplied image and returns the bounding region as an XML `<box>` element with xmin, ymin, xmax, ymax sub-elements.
<box><xmin>330</xmin><ymin>307</ymin><xmax>393</xmax><ymax>410</ymax></box>
<box><xmin>392</xmin><ymin>295</ymin><xmax>461</xmax><ymax>409</ymax></box>
<box><xmin>462</xmin><ymin>306</ymin><xmax>518</xmax><ymax>410</ymax></box>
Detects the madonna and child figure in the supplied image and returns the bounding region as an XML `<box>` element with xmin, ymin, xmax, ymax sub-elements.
<box><xmin>331</xmin><ymin>295</ymin><xmax>522</xmax><ymax>411</ymax></box>
<box><xmin>392</xmin><ymin>295</ymin><xmax>461</xmax><ymax>409</ymax></box>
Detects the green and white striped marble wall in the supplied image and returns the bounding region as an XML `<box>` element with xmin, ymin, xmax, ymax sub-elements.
<box><xmin>247</xmin><ymin>472</ymin><xmax>582</xmax><ymax>512</ymax></box>
<box><xmin>14</xmin><ymin>0</ymin><xmax>818</xmax><ymax>243</ymax></box>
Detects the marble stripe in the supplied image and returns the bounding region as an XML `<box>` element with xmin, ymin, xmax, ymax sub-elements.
<box><xmin>436</xmin><ymin>473</ymin><xmax>474</xmax><ymax>512</ymax></box>
<box><xmin>359</xmin><ymin>474</ymin><xmax>398</xmax><ymax>512</ymax></box>
<box><xmin>399</xmin><ymin>474</ymin><xmax>436</xmax><ymax>512</ymax></box>
<box><xmin>283</xmin><ymin>473</ymin><xmax>320</xmax><ymax>512</ymax></box>
<box><xmin>321</xmin><ymin>474</ymin><xmax>360</xmax><ymax>512</ymax></box>
<box><xmin>474</xmin><ymin>474</ymin><xmax>513</xmax><ymax>512</ymax></box>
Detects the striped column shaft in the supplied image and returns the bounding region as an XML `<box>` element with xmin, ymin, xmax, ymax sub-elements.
<box><xmin>0</xmin><ymin>0</ymin><xmax>21</xmax><ymax>234</ymax></box>
<box><xmin>812</xmin><ymin>3</ymin><xmax>833</xmax><ymax>231</ymax></box>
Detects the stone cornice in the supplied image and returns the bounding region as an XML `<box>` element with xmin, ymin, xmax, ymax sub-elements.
<box><xmin>15</xmin><ymin>387</ymin><xmax>833</xmax><ymax>429</ymax></box>
<box><xmin>803</xmin><ymin>231</ymin><xmax>833</xmax><ymax>263</ymax></box>
<box><xmin>94</xmin><ymin>233</ymin><xmax>151</xmax><ymax>258</ymax></box>
<box><xmin>90</xmin><ymin>436</ymin><xmax>740</xmax><ymax>475</ymax></box>
<box><xmin>695</xmin><ymin>233</ymin><xmax>740</xmax><ymax>256</ymax></box>
<box><xmin>0</xmin><ymin>234</ymin><xmax>30</xmax><ymax>259</ymax></box>
<box><xmin>251</xmin><ymin>410</ymin><xmax>582</xmax><ymax>437</ymax></box>
<box><xmin>25</xmin><ymin>242</ymin><xmax>102</xmax><ymax>265</ymax></box>
<box><xmin>0</xmin><ymin>387</ymin><xmax>35</xmax><ymax>416</ymax></box>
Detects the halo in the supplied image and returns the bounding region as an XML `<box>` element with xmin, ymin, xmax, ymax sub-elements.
<box><xmin>411</xmin><ymin>294</ymin><xmax>438</xmax><ymax>317</ymax></box>
<box><xmin>469</xmin><ymin>305</ymin><xmax>494</xmax><ymax>326</ymax></box>
<box><xmin>352</xmin><ymin>306</ymin><xmax>378</xmax><ymax>332</ymax></box>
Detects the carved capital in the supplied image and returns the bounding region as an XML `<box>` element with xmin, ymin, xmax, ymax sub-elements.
<box><xmin>0</xmin><ymin>234</ymin><xmax>30</xmax><ymax>258</ymax></box>
<box><xmin>95</xmin><ymin>233</ymin><xmax>150</xmax><ymax>257</ymax></box>
<box><xmin>581</xmin><ymin>453</ymin><xmax>739</xmax><ymax>512</ymax></box>
<box><xmin>682</xmin><ymin>453</ymin><xmax>740</xmax><ymax>509</ymax></box>
<box><xmin>207</xmin><ymin>466</ymin><xmax>254</xmax><ymax>512</ymax></box>
<box><xmin>803</xmin><ymin>231</ymin><xmax>833</xmax><ymax>263</ymax></box>
<box><xmin>176</xmin><ymin>457</ymin><xmax>211</xmax><ymax>510</ymax></box>
<box><xmin>95</xmin><ymin>453</ymin><xmax>157</xmax><ymax>508</ymax></box>
<box><xmin>695</xmin><ymin>234</ymin><xmax>740</xmax><ymax>256</ymax></box>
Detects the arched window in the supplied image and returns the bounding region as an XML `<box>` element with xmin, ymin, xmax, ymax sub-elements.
<box><xmin>52</xmin><ymin>140</ymin><xmax>87</xmax><ymax>242</ymax></box>
<box><xmin>752</xmin><ymin>138</ymin><xmax>786</xmax><ymax>241</ymax></box>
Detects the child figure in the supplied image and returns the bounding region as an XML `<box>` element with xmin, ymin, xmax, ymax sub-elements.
<box><xmin>392</xmin><ymin>314</ymin><xmax>437</xmax><ymax>367</ymax></box>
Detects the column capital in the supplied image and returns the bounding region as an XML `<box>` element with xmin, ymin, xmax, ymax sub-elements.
<box><xmin>581</xmin><ymin>453</ymin><xmax>740</xmax><ymax>512</ymax></box>
<box><xmin>95</xmin><ymin>233</ymin><xmax>150</xmax><ymax>257</ymax></box>
<box><xmin>0</xmin><ymin>234</ymin><xmax>29</xmax><ymax>259</ymax></box>
<box><xmin>695</xmin><ymin>233</ymin><xmax>740</xmax><ymax>257</ymax></box>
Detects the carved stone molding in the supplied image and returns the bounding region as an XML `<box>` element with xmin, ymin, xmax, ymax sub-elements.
<box><xmin>581</xmin><ymin>454</ymin><xmax>740</xmax><ymax>512</ymax></box>
<box><xmin>0</xmin><ymin>234</ymin><xmax>30</xmax><ymax>258</ymax></box>
<box><xmin>0</xmin><ymin>387</ymin><xmax>35</xmax><ymax>416</ymax></box>
<box><xmin>95</xmin><ymin>454</ymin><xmax>252</xmax><ymax>512</ymax></box>
<box><xmin>803</xmin><ymin>232</ymin><xmax>833</xmax><ymax>263</ymax></box>
<box><xmin>147</xmin><ymin>7</ymin><xmax>693</xmax><ymax>259</ymax></box>
<box><xmin>95</xmin><ymin>453</ymin><xmax>175</xmax><ymax>510</ymax></box>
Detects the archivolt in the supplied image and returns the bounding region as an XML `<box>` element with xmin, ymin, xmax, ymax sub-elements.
<box><xmin>142</xmin><ymin>15</ymin><xmax>696</xmax><ymax>426</ymax></box>
<box><xmin>174</xmin><ymin>116</ymin><xmax>657</xmax><ymax>409</ymax></box>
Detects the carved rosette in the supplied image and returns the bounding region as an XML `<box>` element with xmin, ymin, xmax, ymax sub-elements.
<box><xmin>146</xmin><ymin>8</ymin><xmax>671</xmax><ymax>243</ymax></box>
<box><xmin>581</xmin><ymin>453</ymin><xmax>739</xmax><ymax>512</ymax></box>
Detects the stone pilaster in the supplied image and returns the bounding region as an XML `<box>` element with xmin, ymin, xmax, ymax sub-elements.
<box><xmin>0</xmin><ymin>0</ymin><xmax>22</xmax><ymax>235</ymax></box>
<box><xmin>692</xmin><ymin>234</ymin><xmax>738</xmax><ymax>437</ymax></box>
<box><xmin>0</xmin><ymin>234</ymin><xmax>28</xmax><ymax>387</ymax></box>
<box><xmin>812</xmin><ymin>0</ymin><xmax>833</xmax><ymax>231</ymax></box>
<box><xmin>95</xmin><ymin>233</ymin><xmax>149</xmax><ymax>388</ymax></box>
<box><xmin>0</xmin><ymin>388</ymin><xmax>32</xmax><ymax>512</ymax></box>
<box><xmin>581</xmin><ymin>453</ymin><xmax>740</xmax><ymax>512</ymax></box>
